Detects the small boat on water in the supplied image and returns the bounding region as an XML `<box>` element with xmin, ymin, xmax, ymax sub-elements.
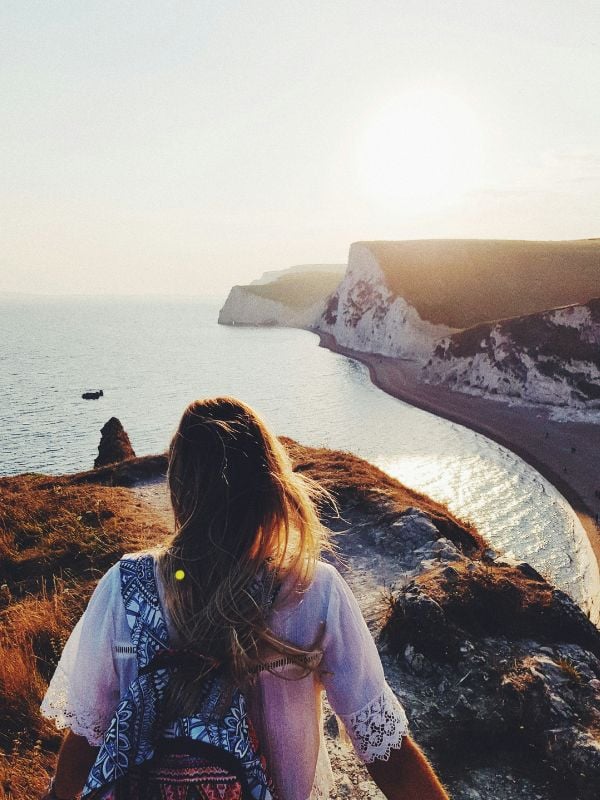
<box><xmin>82</xmin><ymin>389</ymin><xmax>104</xmax><ymax>400</ymax></box>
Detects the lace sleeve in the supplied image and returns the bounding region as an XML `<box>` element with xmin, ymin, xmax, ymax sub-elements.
<box><xmin>39</xmin><ymin>565</ymin><xmax>122</xmax><ymax>746</ymax></box>
<box><xmin>319</xmin><ymin>566</ymin><xmax>409</xmax><ymax>762</ymax></box>
<box><xmin>40</xmin><ymin>662</ymin><xmax>108</xmax><ymax>746</ymax></box>
<box><xmin>338</xmin><ymin>682</ymin><xmax>409</xmax><ymax>763</ymax></box>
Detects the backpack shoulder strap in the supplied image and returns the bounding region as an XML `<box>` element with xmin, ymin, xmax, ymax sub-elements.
<box><xmin>120</xmin><ymin>554</ymin><xmax>170</xmax><ymax>668</ymax></box>
<box><xmin>84</xmin><ymin>556</ymin><xmax>276</xmax><ymax>800</ymax></box>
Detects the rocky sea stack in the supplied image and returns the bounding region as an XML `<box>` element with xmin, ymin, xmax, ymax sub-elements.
<box><xmin>94</xmin><ymin>417</ymin><xmax>136</xmax><ymax>468</ymax></box>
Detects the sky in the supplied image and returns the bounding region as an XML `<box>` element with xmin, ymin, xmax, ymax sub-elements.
<box><xmin>2</xmin><ymin>0</ymin><xmax>600</xmax><ymax>297</ymax></box>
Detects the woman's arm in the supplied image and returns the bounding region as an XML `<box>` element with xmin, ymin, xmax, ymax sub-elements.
<box><xmin>318</xmin><ymin>568</ymin><xmax>449</xmax><ymax>798</ymax></box>
<box><xmin>40</xmin><ymin>731</ymin><xmax>99</xmax><ymax>800</ymax></box>
<box><xmin>367</xmin><ymin>735</ymin><xmax>450</xmax><ymax>800</ymax></box>
<box><xmin>39</xmin><ymin>564</ymin><xmax>124</xmax><ymax>798</ymax></box>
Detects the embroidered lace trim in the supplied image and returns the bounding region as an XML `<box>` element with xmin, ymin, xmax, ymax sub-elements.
<box><xmin>338</xmin><ymin>683</ymin><xmax>409</xmax><ymax>764</ymax></box>
<box><xmin>39</xmin><ymin>664</ymin><xmax>107</xmax><ymax>746</ymax></box>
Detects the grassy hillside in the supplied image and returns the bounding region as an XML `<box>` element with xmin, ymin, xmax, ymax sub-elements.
<box><xmin>0</xmin><ymin>471</ymin><xmax>172</xmax><ymax>798</ymax></box>
<box><xmin>3</xmin><ymin>445</ymin><xmax>600</xmax><ymax>798</ymax></box>
<box><xmin>364</xmin><ymin>239</ymin><xmax>600</xmax><ymax>328</ymax></box>
<box><xmin>0</xmin><ymin>445</ymin><xmax>478</xmax><ymax>799</ymax></box>
<box><xmin>244</xmin><ymin>271</ymin><xmax>343</xmax><ymax>310</ymax></box>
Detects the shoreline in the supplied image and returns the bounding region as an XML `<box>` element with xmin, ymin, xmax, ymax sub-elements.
<box><xmin>313</xmin><ymin>330</ymin><xmax>600</xmax><ymax>575</ymax></box>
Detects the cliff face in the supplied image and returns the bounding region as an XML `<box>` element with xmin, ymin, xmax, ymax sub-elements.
<box><xmin>218</xmin><ymin>284</ymin><xmax>325</xmax><ymax>327</ymax></box>
<box><xmin>219</xmin><ymin>240</ymin><xmax>600</xmax><ymax>410</ymax></box>
<box><xmin>365</xmin><ymin>238</ymin><xmax>600</xmax><ymax>327</ymax></box>
<box><xmin>422</xmin><ymin>299</ymin><xmax>600</xmax><ymax>408</ymax></box>
<box><xmin>316</xmin><ymin>243</ymin><xmax>455</xmax><ymax>359</ymax></box>
<box><xmin>316</xmin><ymin>240</ymin><xmax>600</xmax><ymax>408</ymax></box>
<box><xmin>218</xmin><ymin>268</ymin><xmax>343</xmax><ymax>328</ymax></box>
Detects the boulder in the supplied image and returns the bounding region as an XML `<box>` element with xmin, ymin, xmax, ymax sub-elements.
<box><xmin>94</xmin><ymin>417</ymin><xmax>136</xmax><ymax>468</ymax></box>
<box><xmin>382</xmin><ymin>557</ymin><xmax>600</xmax><ymax>797</ymax></box>
<box><xmin>368</xmin><ymin>508</ymin><xmax>440</xmax><ymax>555</ymax></box>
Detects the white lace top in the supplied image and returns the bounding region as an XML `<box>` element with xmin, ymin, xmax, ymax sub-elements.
<box><xmin>41</xmin><ymin>557</ymin><xmax>408</xmax><ymax>800</ymax></box>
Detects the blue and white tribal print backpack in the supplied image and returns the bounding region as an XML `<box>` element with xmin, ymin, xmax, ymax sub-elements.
<box><xmin>82</xmin><ymin>555</ymin><xmax>276</xmax><ymax>800</ymax></box>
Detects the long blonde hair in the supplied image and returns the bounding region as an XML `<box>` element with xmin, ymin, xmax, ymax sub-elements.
<box><xmin>158</xmin><ymin>396</ymin><xmax>332</xmax><ymax>716</ymax></box>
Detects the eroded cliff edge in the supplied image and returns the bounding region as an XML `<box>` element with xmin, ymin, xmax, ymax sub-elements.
<box><xmin>219</xmin><ymin>239</ymin><xmax>600</xmax><ymax>411</ymax></box>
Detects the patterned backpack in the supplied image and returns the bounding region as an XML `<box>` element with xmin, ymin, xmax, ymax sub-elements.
<box><xmin>82</xmin><ymin>555</ymin><xmax>276</xmax><ymax>800</ymax></box>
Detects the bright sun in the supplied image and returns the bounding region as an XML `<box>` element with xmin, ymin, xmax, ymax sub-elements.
<box><xmin>359</xmin><ymin>89</ymin><xmax>483</xmax><ymax>209</ymax></box>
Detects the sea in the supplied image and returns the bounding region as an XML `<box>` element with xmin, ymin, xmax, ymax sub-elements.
<box><xmin>2</xmin><ymin>294</ymin><xmax>598</xmax><ymax>622</ymax></box>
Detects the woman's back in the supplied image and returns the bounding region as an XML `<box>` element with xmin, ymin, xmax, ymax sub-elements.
<box><xmin>39</xmin><ymin>398</ymin><xmax>448</xmax><ymax>800</ymax></box>
<box><xmin>41</xmin><ymin>551</ymin><xmax>408</xmax><ymax>799</ymax></box>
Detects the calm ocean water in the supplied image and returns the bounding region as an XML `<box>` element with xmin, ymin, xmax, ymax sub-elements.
<box><xmin>1</xmin><ymin>295</ymin><xmax>598</xmax><ymax>620</ymax></box>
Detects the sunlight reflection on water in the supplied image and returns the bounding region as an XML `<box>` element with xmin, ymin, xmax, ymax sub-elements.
<box><xmin>1</xmin><ymin>297</ymin><xmax>598</xmax><ymax>621</ymax></box>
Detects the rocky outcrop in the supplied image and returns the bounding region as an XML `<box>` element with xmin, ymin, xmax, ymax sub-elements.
<box><xmin>279</xmin><ymin>436</ymin><xmax>600</xmax><ymax>798</ymax></box>
<box><xmin>381</xmin><ymin>557</ymin><xmax>600</xmax><ymax>800</ymax></box>
<box><xmin>319</xmin><ymin>479</ymin><xmax>600</xmax><ymax>800</ymax></box>
<box><xmin>94</xmin><ymin>417</ymin><xmax>136</xmax><ymax>468</ymax></box>
<box><xmin>422</xmin><ymin>298</ymin><xmax>600</xmax><ymax>408</ymax></box>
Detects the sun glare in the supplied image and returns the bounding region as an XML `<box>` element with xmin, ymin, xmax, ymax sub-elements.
<box><xmin>359</xmin><ymin>89</ymin><xmax>483</xmax><ymax>209</ymax></box>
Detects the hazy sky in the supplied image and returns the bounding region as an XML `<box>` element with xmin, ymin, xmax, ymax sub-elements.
<box><xmin>2</xmin><ymin>1</ymin><xmax>599</xmax><ymax>297</ymax></box>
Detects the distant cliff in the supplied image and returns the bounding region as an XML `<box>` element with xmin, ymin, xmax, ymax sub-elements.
<box><xmin>316</xmin><ymin>242</ymin><xmax>456</xmax><ymax>359</ymax></box>
<box><xmin>360</xmin><ymin>238</ymin><xmax>600</xmax><ymax>327</ymax></box>
<box><xmin>220</xmin><ymin>239</ymin><xmax>600</xmax><ymax>409</ymax></box>
<box><xmin>218</xmin><ymin>268</ymin><xmax>344</xmax><ymax>327</ymax></box>
<box><xmin>422</xmin><ymin>299</ymin><xmax>600</xmax><ymax>407</ymax></box>
<box><xmin>249</xmin><ymin>263</ymin><xmax>345</xmax><ymax>286</ymax></box>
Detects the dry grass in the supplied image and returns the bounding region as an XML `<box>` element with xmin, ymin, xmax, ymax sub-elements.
<box><xmin>555</xmin><ymin>657</ymin><xmax>584</xmax><ymax>685</ymax></box>
<box><xmin>0</xmin><ymin>467</ymin><xmax>171</xmax><ymax>798</ymax></box>
<box><xmin>365</xmin><ymin>238</ymin><xmax>600</xmax><ymax>328</ymax></box>
<box><xmin>0</xmin><ymin>473</ymin><xmax>168</xmax><ymax>599</ymax></box>
<box><xmin>0</xmin><ymin>744</ymin><xmax>55</xmax><ymax>799</ymax></box>
<box><xmin>283</xmin><ymin>437</ymin><xmax>486</xmax><ymax>556</ymax></box>
<box><xmin>0</xmin><ymin>445</ymin><xmax>479</xmax><ymax>798</ymax></box>
<box><xmin>500</xmin><ymin>662</ymin><xmax>539</xmax><ymax>695</ymax></box>
<box><xmin>243</xmin><ymin>271</ymin><xmax>343</xmax><ymax>310</ymax></box>
<box><xmin>0</xmin><ymin>583</ymin><xmax>94</xmax><ymax>744</ymax></box>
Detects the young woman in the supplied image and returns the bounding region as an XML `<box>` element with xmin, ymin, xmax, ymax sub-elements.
<box><xmin>40</xmin><ymin>396</ymin><xmax>449</xmax><ymax>800</ymax></box>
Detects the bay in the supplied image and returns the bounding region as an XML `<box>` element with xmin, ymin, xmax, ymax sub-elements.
<box><xmin>1</xmin><ymin>295</ymin><xmax>598</xmax><ymax>620</ymax></box>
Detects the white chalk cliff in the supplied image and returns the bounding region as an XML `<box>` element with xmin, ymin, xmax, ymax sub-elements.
<box><xmin>219</xmin><ymin>242</ymin><xmax>600</xmax><ymax>410</ymax></box>
<box><xmin>219</xmin><ymin>247</ymin><xmax>454</xmax><ymax>359</ymax></box>
<box><xmin>218</xmin><ymin>284</ymin><xmax>326</xmax><ymax>328</ymax></box>
<box><xmin>422</xmin><ymin>300</ymin><xmax>600</xmax><ymax>409</ymax></box>
<box><xmin>316</xmin><ymin>243</ymin><xmax>455</xmax><ymax>360</ymax></box>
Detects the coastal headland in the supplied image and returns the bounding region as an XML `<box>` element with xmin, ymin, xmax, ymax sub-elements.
<box><xmin>2</xmin><ymin>444</ymin><xmax>600</xmax><ymax>799</ymax></box>
<box><xmin>218</xmin><ymin>239</ymin><xmax>600</xmax><ymax>588</ymax></box>
<box><xmin>315</xmin><ymin>331</ymin><xmax>600</xmax><ymax>570</ymax></box>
